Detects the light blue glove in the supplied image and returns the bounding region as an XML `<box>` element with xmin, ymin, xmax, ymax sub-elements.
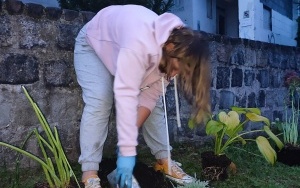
<box><xmin>116</xmin><ymin>155</ymin><xmax>136</xmax><ymax>188</ymax></box>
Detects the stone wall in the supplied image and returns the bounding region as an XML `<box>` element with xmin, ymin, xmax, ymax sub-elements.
<box><xmin>0</xmin><ymin>0</ymin><xmax>299</xmax><ymax>168</ymax></box>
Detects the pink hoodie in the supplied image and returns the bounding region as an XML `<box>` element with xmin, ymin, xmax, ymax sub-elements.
<box><xmin>85</xmin><ymin>5</ymin><xmax>184</xmax><ymax>156</ymax></box>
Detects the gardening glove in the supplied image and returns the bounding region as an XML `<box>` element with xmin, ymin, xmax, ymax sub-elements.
<box><xmin>116</xmin><ymin>155</ymin><xmax>136</xmax><ymax>188</ymax></box>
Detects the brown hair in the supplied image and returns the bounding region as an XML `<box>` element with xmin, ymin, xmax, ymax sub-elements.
<box><xmin>159</xmin><ymin>27</ymin><xmax>211</xmax><ymax>123</ymax></box>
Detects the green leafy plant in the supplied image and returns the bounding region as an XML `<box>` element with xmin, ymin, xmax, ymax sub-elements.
<box><xmin>0</xmin><ymin>86</ymin><xmax>80</xmax><ymax>188</ymax></box>
<box><xmin>202</xmin><ymin>107</ymin><xmax>284</xmax><ymax>165</ymax></box>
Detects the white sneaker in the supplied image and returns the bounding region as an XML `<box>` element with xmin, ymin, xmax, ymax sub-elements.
<box><xmin>154</xmin><ymin>160</ymin><xmax>196</xmax><ymax>185</ymax></box>
<box><xmin>84</xmin><ymin>177</ymin><xmax>101</xmax><ymax>188</ymax></box>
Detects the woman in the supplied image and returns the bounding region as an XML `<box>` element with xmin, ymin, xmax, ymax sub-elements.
<box><xmin>74</xmin><ymin>4</ymin><xmax>211</xmax><ymax>188</ymax></box>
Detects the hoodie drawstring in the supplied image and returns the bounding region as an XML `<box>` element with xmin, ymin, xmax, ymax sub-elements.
<box><xmin>161</xmin><ymin>76</ymin><xmax>181</xmax><ymax>174</ymax></box>
<box><xmin>174</xmin><ymin>75</ymin><xmax>181</xmax><ymax>128</ymax></box>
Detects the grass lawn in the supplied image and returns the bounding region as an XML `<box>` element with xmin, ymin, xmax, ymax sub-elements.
<box><xmin>1</xmin><ymin>141</ymin><xmax>300</xmax><ymax>188</ymax></box>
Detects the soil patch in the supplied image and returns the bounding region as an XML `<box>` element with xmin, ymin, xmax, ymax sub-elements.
<box><xmin>277</xmin><ymin>144</ymin><xmax>300</xmax><ymax>166</ymax></box>
<box><xmin>99</xmin><ymin>158</ymin><xmax>174</xmax><ymax>188</ymax></box>
<box><xmin>201</xmin><ymin>151</ymin><xmax>232</xmax><ymax>181</ymax></box>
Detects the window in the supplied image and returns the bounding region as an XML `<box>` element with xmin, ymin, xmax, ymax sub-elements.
<box><xmin>263</xmin><ymin>5</ymin><xmax>272</xmax><ymax>30</ymax></box>
<box><xmin>217</xmin><ymin>7</ymin><xmax>225</xmax><ymax>35</ymax></box>
<box><xmin>207</xmin><ymin>0</ymin><xmax>213</xmax><ymax>19</ymax></box>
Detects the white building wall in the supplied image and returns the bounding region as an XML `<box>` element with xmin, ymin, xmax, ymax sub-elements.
<box><xmin>18</xmin><ymin>0</ymin><xmax>297</xmax><ymax>46</ymax></box>
<box><xmin>191</xmin><ymin>0</ymin><xmax>216</xmax><ymax>33</ymax></box>
<box><xmin>238</xmin><ymin>0</ymin><xmax>256</xmax><ymax>39</ymax></box>
<box><xmin>239</xmin><ymin>0</ymin><xmax>296</xmax><ymax>46</ymax></box>
<box><xmin>271</xmin><ymin>11</ymin><xmax>296</xmax><ymax>46</ymax></box>
<box><xmin>169</xmin><ymin>0</ymin><xmax>217</xmax><ymax>33</ymax></box>
<box><xmin>170</xmin><ymin>0</ymin><xmax>193</xmax><ymax>27</ymax></box>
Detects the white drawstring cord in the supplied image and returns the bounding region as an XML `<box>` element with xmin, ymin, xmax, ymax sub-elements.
<box><xmin>174</xmin><ymin>75</ymin><xmax>181</xmax><ymax>128</ymax></box>
<box><xmin>161</xmin><ymin>77</ymin><xmax>172</xmax><ymax>174</ymax></box>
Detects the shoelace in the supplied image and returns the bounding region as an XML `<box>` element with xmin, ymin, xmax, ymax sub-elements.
<box><xmin>85</xmin><ymin>178</ymin><xmax>101</xmax><ymax>188</ymax></box>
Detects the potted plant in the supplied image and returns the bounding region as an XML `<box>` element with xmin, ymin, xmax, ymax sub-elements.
<box><xmin>274</xmin><ymin>71</ymin><xmax>300</xmax><ymax>166</ymax></box>
<box><xmin>191</xmin><ymin>107</ymin><xmax>284</xmax><ymax>181</ymax></box>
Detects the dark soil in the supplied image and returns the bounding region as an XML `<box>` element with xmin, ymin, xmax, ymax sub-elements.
<box><xmin>99</xmin><ymin>158</ymin><xmax>174</xmax><ymax>188</ymax></box>
<box><xmin>34</xmin><ymin>158</ymin><xmax>175</xmax><ymax>188</ymax></box>
<box><xmin>277</xmin><ymin>144</ymin><xmax>300</xmax><ymax>166</ymax></box>
<box><xmin>34</xmin><ymin>180</ymin><xmax>84</xmax><ymax>188</ymax></box>
<box><xmin>200</xmin><ymin>151</ymin><xmax>232</xmax><ymax>181</ymax></box>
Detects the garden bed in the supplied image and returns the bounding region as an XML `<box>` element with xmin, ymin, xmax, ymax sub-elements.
<box><xmin>1</xmin><ymin>142</ymin><xmax>300</xmax><ymax>188</ymax></box>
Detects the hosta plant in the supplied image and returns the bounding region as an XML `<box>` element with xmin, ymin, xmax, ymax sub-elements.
<box><xmin>204</xmin><ymin>107</ymin><xmax>284</xmax><ymax>165</ymax></box>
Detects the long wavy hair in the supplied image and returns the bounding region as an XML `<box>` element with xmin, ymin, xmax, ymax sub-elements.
<box><xmin>159</xmin><ymin>27</ymin><xmax>211</xmax><ymax>123</ymax></box>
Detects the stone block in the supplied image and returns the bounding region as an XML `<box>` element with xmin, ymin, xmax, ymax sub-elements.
<box><xmin>81</xmin><ymin>11</ymin><xmax>96</xmax><ymax>23</ymax></box>
<box><xmin>216</xmin><ymin>44</ymin><xmax>229</xmax><ymax>63</ymax></box>
<box><xmin>280</xmin><ymin>56</ymin><xmax>288</xmax><ymax>70</ymax></box>
<box><xmin>210</xmin><ymin>90</ymin><xmax>217</xmax><ymax>111</ymax></box>
<box><xmin>271</xmin><ymin>70</ymin><xmax>283</xmax><ymax>88</ymax></box>
<box><xmin>219</xmin><ymin>90</ymin><xmax>234</xmax><ymax>109</ymax></box>
<box><xmin>26</xmin><ymin>3</ymin><xmax>44</xmax><ymax>19</ymax></box>
<box><xmin>45</xmin><ymin>7</ymin><xmax>62</xmax><ymax>20</ymax></box>
<box><xmin>216</xmin><ymin>67</ymin><xmax>230</xmax><ymax>89</ymax></box>
<box><xmin>265</xmin><ymin>89</ymin><xmax>286</xmax><ymax>108</ymax></box>
<box><xmin>256</xmin><ymin>50</ymin><xmax>269</xmax><ymax>68</ymax></box>
<box><xmin>237</xmin><ymin>94</ymin><xmax>246</xmax><ymax>107</ymax></box>
<box><xmin>230</xmin><ymin>38</ymin><xmax>242</xmax><ymax>46</ymax></box>
<box><xmin>296</xmin><ymin>54</ymin><xmax>300</xmax><ymax>69</ymax></box>
<box><xmin>44</xmin><ymin>60</ymin><xmax>73</xmax><ymax>87</ymax></box>
<box><xmin>244</xmin><ymin>70</ymin><xmax>255</xmax><ymax>86</ymax></box>
<box><xmin>257</xmin><ymin>69</ymin><xmax>270</xmax><ymax>88</ymax></box>
<box><xmin>231</xmin><ymin>68</ymin><xmax>243</xmax><ymax>87</ymax></box>
<box><xmin>257</xmin><ymin>90</ymin><xmax>265</xmax><ymax>107</ymax></box>
<box><xmin>288</xmin><ymin>54</ymin><xmax>297</xmax><ymax>69</ymax></box>
<box><xmin>57</xmin><ymin>24</ymin><xmax>81</xmax><ymax>50</ymax></box>
<box><xmin>247</xmin><ymin>92</ymin><xmax>256</xmax><ymax>108</ymax></box>
<box><xmin>0</xmin><ymin>15</ymin><xmax>13</xmax><ymax>47</ymax></box>
<box><xmin>248</xmin><ymin>40</ymin><xmax>257</xmax><ymax>49</ymax></box>
<box><xmin>63</xmin><ymin>9</ymin><xmax>79</xmax><ymax>21</ymax></box>
<box><xmin>269</xmin><ymin>51</ymin><xmax>282</xmax><ymax>68</ymax></box>
<box><xmin>229</xmin><ymin>48</ymin><xmax>245</xmax><ymax>65</ymax></box>
<box><xmin>5</xmin><ymin>0</ymin><xmax>24</xmax><ymax>14</ymax></box>
<box><xmin>0</xmin><ymin>54</ymin><xmax>39</xmax><ymax>84</ymax></box>
<box><xmin>244</xmin><ymin>48</ymin><xmax>256</xmax><ymax>67</ymax></box>
<box><xmin>165</xmin><ymin>86</ymin><xmax>177</xmax><ymax>117</ymax></box>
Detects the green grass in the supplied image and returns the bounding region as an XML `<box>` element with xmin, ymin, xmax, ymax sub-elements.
<box><xmin>138</xmin><ymin>142</ymin><xmax>300</xmax><ymax>188</ymax></box>
<box><xmin>1</xmin><ymin>142</ymin><xmax>300</xmax><ymax>188</ymax></box>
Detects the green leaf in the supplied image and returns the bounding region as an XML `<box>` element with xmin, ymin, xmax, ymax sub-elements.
<box><xmin>246</xmin><ymin>112</ymin><xmax>270</xmax><ymax>126</ymax></box>
<box><xmin>206</xmin><ymin>120</ymin><xmax>223</xmax><ymax>135</ymax></box>
<box><xmin>264</xmin><ymin>126</ymin><xmax>284</xmax><ymax>150</ymax></box>
<box><xmin>231</xmin><ymin>107</ymin><xmax>261</xmax><ymax>115</ymax></box>
<box><xmin>231</xmin><ymin>106</ymin><xmax>247</xmax><ymax>114</ymax></box>
<box><xmin>245</xmin><ymin>108</ymin><xmax>261</xmax><ymax>115</ymax></box>
<box><xmin>256</xmin><ymin>136</ymin><xmax>277</xmax><ymax>165</ymax></box>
